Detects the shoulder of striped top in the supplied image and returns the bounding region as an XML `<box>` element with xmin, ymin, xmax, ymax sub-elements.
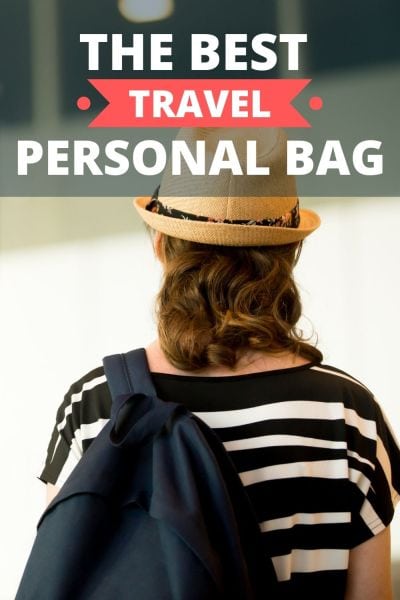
<box><xmin>54</xmin><ymin>365</ymin><xmax>109</xmax><ymax>426</ymax></box>
<box><xmin>310</xmin><ymin>363</ymin><xmax>374</xmax><ymax>393</ymax></box>
<box><xmin>41</xmin><ymin>366</ymin><xmax>111</xmax><ymax>487</ymax></box>
<box><xmin>309</xmin><ymin>363</ymin><xmax>389</xmax><ymax>428</ymax></box>
<box><xmin>65</xmin><ymin>364</ymin><xmax>107</xmax><ymax>396</ymax></box>
<box><xmin>62</xmin><ymin>361</ymin><xmax>378</xmax><ymax>415</ymax></box>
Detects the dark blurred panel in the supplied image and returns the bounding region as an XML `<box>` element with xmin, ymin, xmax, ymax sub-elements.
<box><xmin>304</xmin><ymin>0</ymin><xmax>400</xmax><ymax>73</ymax></box>
<box><xmin>57</xmin><ymin>0</ymin><xmax>278</xmax><ymax>115</ymax></box>
<box><xmin>0</xmin><ymin>0</ymin><xmax>32</xmax><ymax>124</ymax></box>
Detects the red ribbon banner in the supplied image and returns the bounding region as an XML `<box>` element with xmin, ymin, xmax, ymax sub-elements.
<box><xmin>87</xmin><ymin>79</ymin><xmax>312</xmax><ymax>128</ymax></box>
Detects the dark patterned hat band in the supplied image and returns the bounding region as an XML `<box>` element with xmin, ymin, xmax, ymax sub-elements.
<box><xmin>146</xmin><ymin>187</ymin><xmax>300</xmax><ymax>229</ymax></box>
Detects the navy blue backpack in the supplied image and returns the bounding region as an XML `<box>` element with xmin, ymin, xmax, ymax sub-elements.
<box><xmin>16</xmin><ymin>349</ymin><xmax>277</xmax><ymax>599</ymax></box>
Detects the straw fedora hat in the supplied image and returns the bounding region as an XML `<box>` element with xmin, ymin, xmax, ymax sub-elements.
<box><xmin>134</xmin><ymin>128</ymin><xmax>320</xmax><ymax>246</ymax></box>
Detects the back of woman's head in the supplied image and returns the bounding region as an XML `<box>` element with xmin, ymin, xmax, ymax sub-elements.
<box><xmin>154</xmin><ymin>233</ymin><xmax>322</xmax><ymax>371</ymax></box>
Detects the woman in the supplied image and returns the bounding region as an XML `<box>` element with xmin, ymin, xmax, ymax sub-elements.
<box><xmin>40</xmin><ymin>129</ymin><xmax>400</xmax><ymax>599</ymax></box>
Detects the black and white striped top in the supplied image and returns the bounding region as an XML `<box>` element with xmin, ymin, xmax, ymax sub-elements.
<box><xmin>39</xmin><ymin>360</ymin><xmax>400</xmax><ymax>599</ymax></box>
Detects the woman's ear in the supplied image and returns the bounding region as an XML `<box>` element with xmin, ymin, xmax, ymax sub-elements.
<box><xmin>153</xmin><ymin>230</ymin><xmax>164</xmax><ymax>263</ymax></box>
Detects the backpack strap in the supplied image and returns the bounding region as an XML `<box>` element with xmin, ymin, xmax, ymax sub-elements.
<box><xmin>102</xmin><ymin>348</ymin><xmax>181</xmax><ymax>447</ymax></box>
<box><xmin>102</xmin><ymin>348</ymin><xmax>157</xmax><ymax>401</ymax></box>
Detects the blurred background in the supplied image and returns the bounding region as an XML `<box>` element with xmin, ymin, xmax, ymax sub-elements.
<box><xmin>1</xmin><ymin>0</ymin><xmax>400</xmax><ymax>597</ymax></box>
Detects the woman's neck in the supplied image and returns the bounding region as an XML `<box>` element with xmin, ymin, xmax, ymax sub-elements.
<box><xmin>145</xmin><ymin>339</ymin><xmax>311</xmax><ymax>377</ymax></box>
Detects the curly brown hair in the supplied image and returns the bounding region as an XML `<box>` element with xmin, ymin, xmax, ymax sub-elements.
<box><xmin>154</xmin><ymin>232</ymin><xmax>322</xmax><ymax>371</ymax></box>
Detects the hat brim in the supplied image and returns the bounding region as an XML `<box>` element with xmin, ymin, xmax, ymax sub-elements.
<box><xmin>133</xmin><ymin>196</ymin><xmax>320</xmax><ymax>246</ymax></box>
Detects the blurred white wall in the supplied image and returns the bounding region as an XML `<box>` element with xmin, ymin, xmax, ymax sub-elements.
<box><xmin>0</xmin><ymin>218</ymin><xmax>161</xmax><ymax>599</ymax></box>
<box><xmin>1</xmin><ymin>196</ymin><xmax>400</xmax><ymax>598</ymax></box>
